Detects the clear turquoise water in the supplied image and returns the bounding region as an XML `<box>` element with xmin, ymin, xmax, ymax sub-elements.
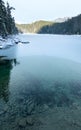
<box><xmin>0</xmin><ymin>34</ymin><xmax>81</xmax><ymax>130</ymax></box>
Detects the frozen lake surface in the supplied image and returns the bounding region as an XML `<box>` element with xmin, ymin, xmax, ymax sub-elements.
<box><xmin>0</xmin><ymin>34</ymin><xmax>81</xmax><ymax>130</ymax></box>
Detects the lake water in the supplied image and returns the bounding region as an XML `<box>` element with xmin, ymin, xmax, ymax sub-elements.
<box><xmin>0</xmin><ymin>34</ymin><xmax>81</xmax><ymax>130</ymax></box>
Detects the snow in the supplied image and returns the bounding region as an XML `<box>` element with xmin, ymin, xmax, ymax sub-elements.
<box><xmin>0</xmin><ymin>34</ymin><xmax>30</xmax><ymax>59</ymax></box>
<box><xmin>0</xmin><ymin>35</ymin><xmax>20</xmax><ymax>49</ymax></box>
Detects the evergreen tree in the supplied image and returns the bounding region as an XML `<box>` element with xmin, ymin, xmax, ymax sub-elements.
<box><xmin>0</xmin><ymin>0</ymin><xmax>18</xmax><ymax>37</ymax></box>
<box><xmin>6</xmin><ymin>2</ymin><xmax>14</xmax><ymax>34</ymax></box>
<box><xmin>0</xmin><ymin>0</ymin><xmax>8</xmax><ymax>37</ymax></box>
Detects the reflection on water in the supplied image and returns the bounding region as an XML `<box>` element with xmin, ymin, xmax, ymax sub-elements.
<box><xmin>0</xmin><ymin>34</ymin><xmax>81</xmax><ymax>130</ymax></box>
<box><xmin>0</xmin><ymin>58</ymin><xmax>12</xmax><ymax>102</ymax></box>
<box><xmin>0</xmin><ymin>58</ymin><xmax>18</xmax><ymax>102</ymax></box>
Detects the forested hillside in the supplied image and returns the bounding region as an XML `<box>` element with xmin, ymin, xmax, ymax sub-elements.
<box><xmin>38</xmin><ymin>14</ymin><xmax>81</xmax><ymax>34</ymax></box>
<box><xmin>0</xmin><ymin>0</ymin><xmax>18</xmax><ymax>38</ymax></box>
<box><xmin>17</xmin><ymin>14</ymin><xmax>81</xmax><ymax>35</ymax></box>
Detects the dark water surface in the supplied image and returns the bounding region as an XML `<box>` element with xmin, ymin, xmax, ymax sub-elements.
<box><xmin>0</xmin><ymin>34</ymin><xmax>81</xmax><ymax>130</ymax></box>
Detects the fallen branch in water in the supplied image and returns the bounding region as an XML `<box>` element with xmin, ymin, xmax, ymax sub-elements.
<box><xmin>14</xmin><ymin>40</ymin><xmax>30</xmax><ymax>44</ymax></box>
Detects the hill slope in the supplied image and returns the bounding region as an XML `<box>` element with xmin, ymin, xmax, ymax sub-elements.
<box><xmin>16</xmin><ymin>20</ymin><xmax>53</xmax><ymax>33</ymax></box>
<box><xmin>16</xmin><ymin>14</ymin><xmax>81</xmax><ymax>35</ymax></box>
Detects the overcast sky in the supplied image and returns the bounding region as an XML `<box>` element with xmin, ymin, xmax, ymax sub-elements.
<box><xmin>5</xmin><ymin>0</ymin><xmax>81</xmax><ymax>23</ymax></box>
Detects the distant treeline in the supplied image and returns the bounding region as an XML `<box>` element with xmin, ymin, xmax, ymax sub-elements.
<box><xmin>16</xmin><ymin>14</ymin><xmax>81</xmax><ymax>35</ymax></box>
<box><xmin>0</xmin><ymin>0</ymin><xmax>18</xmax><ymax>38</ymax></box>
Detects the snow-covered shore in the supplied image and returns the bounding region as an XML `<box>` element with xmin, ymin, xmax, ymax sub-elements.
<box><xmin>0</xmin><ymin>35</ymin><xmax>20</xmax><ymax>49</ymax></box>
<box><xmin>0</xmin><ymin>34</ymin><xmax>30</xmax><ymax>49</ymax></box>
<box><xmin>0</xmin><ymin>34</ymin><xmax>30</xmax><ymax>59</ymax></box>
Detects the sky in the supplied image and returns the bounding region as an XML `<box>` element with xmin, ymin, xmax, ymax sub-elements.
<box><xmin>4</xmin><ymin>0</ymin><xmax>81</xmax><ymax>24</ymax></box>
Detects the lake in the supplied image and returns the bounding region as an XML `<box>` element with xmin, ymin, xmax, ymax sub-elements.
<box><xmin>0</xmin><ymin>34</ymin><xmax>81</xmax><ymax>130</ymax></box>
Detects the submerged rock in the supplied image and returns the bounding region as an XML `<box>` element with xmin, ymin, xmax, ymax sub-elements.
<box><xmin>26</xmin><ymin>116</ymin><xmax>34</xmax><ymax>125</ymax></box>
<box><xmin>17</xmin><ymin>116</ymin><xmax>34</xmax><ymax>128</ymax></box>
<box><xmin>18</xmin><ymin>118</ymin><xmax>27</xmax><ymax>128</ymax></box>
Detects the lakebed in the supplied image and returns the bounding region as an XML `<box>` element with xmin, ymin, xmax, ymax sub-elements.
<box><xmin>0</xmin><ymin>34</ymin><xmax>81</xmax><ymax>130</ymax></box>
